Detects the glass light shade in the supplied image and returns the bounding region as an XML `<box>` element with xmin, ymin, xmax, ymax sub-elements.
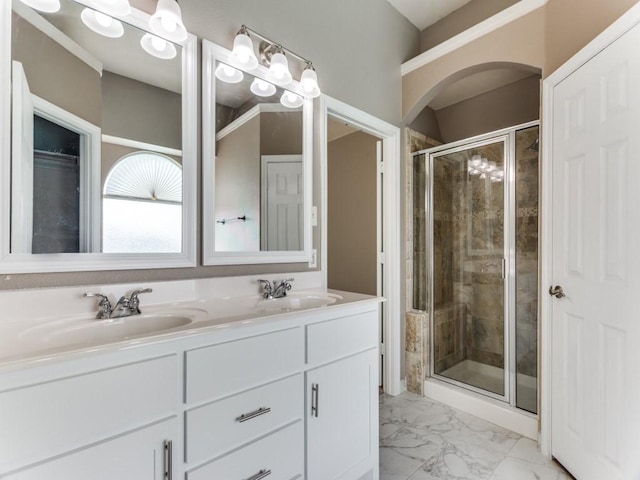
<box><xmin>140</xmin><ymin>33</ymin><xmax>177</xmax><ymax>60</ymax></box>
<box><xmin>81</xmin><ymin>8</ymin><xmax>124</xmax><ymax>38</ymax></box>
<box><xmin>19</xmin><ymin>0</ymin><xmax>60</xmax><ymax>12</ymax></box>
<box><xmin>300</xmin><ymin>66</ymin><xmax>321</xmax><ymax>98</ymax></box>
<box><xmin>150</xmin><ymin>0</ymin><xmax>188</xmax><ymax>43</ymax></box>
<box><xmin>280</xmin><ymin>91</ymin><xmax>303</xmax><ymax>109</ymax></box>
<box><xmin>215</xmin><ymin>64</ymin><xmax>243</xmax><ymax>84</ymax></box>
<box><xmin>230</xmin><ymin>33</ymin><xmax>258</xmax><ymax>70</ymax></box>
<box><xmin>266</xmin><ymin>52</ymin><xmax>292</xmax><ymax>86</ymax></box>
<box><xmin>90</xmin><ymin>0</ymin><xmax>130</xmax><ymax>16</ymax></box>
<box><xmin>250</xmin><ymin>78</ymin><xmax>276</xmax><ymax>97</ymax></box>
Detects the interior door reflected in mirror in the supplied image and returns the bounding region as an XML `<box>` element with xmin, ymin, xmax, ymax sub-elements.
<box><xmin>214</xmin><ymin>62</ymin><xmax>303</xmax><ymax>252</ymax></box>
<box><xmin>10</xmin><ymin>0</ymin><xmax>183</xmax><ymax>254</ymax></box>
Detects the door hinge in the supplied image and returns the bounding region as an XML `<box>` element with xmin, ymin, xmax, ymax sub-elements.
<box><xmin>378</xmin><ymin>252</ymin><xmax>385</xmax><ymax>264</ymax></box>
<box><xmin>378</xmin><ymin>161</ymin><xmax>385</xmax><ymax>174</ymax></box>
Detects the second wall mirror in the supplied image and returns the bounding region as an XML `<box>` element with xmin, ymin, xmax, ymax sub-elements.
<box><xmin>202</xmin><ymin>39</ymin><xmax>313</xmax><ymax>265</ymax></box>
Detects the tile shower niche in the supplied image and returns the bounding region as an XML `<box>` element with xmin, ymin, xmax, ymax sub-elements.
<box><xmin>413</xmin><ymin>123</ymin><xmax>539</xmax><ymax>414</ymax></box>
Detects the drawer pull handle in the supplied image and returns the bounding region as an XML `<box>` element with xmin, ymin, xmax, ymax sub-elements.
<box><xmin>164</xmin><ymin>440</ymin><xmax>173</xmax><ymax>480</ymax></box>
<box><xmin>311</xmin><ymin>383</ymin><xmax>319</xmax><ymax>418</ymax></box>
<box><xmin>236</xmin><ymin>407</ymin><xmax>271</xmax><ymax>423</ymax></box>
<box><xmin>244</xmin><ymin>468</ymin><xmax>271</xmax><ymax>480</ymax></box>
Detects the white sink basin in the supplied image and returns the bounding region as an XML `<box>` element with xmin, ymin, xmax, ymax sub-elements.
<box><xmin>253</xmin><ymin>293</ymin><xmax>340</xmax><ymax>313</ymax></box>
<box><xmin>18</xmin><ymin>309</ymin><xmax>203</xmax><ymax>353</ymax></box>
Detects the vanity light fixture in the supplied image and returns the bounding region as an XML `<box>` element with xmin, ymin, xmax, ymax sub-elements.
<box><xmin>90</xmin><ymin>0</ymin><xmax>131</xmax><ymax>16</ymax></box>
<box><xmin>19</xmin><ymin>0</ymin><xmax>60</xmax><ymax>13</ymax></box>
<box><xmin>81</xmin><ymin>8</ymin><xmax>124</xmax><ymax>38</ymax></box>
<box><xmin>215</xmin><ymin>63</ymin><xmax>244</xmax><ymax>84</ymax></box>
<box><xmin>468</xmin><ymin>154</ymin><xmax>503</xmax><ymax>182</ymax></box>
<box><xmin>280</xmin><ymin>91</ymin><xmax>303</xmax><ymax>109</ymax></box>
<box><xmin>230</xmin><ymin>26</ymin><xmax>259</xmax><ymax>70</ymax></box>
<box><xmin>222</xmin><ymin>25</ymin><xmax>321</xmax><ymax>97</ymax></box>
<box><xmin>250</xmin><ymin>78</ymin><xmax>276</xmax><ymax>97</ymax></box>
<box><xmin>150</xmin><ymin>0</ymin><xmax>187</xmax><ymax>43</ymax></box>
<box><xmin>140</xmin><ymin>33</ymin><xmax>177</xmax><ymax>60</ymax></box>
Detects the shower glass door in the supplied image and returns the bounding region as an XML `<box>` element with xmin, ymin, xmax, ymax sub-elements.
<box><xmin>429</xmin><ymin>137</ymin><xmax>508</xmax><ymax>399</ymax></box>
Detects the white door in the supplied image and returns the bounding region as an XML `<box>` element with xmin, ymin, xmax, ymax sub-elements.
<box><xmin>551</xmin><ymin>21</ymin><xmax>640</xmax><ymax>480</ymax></box>
<box><xmin>376</xmin><ymin>140</ymin><xmax>384</xmax><ymax>387</ymax></box>
<box><xmin>261</xmin><ymin>155</ymin><xmax>303</xmax><ymax>251</ymax></box>
<box><xmin>11</xmin><ymin>61</ymin><xmax>34</xmax><ymax>254</ymax></box>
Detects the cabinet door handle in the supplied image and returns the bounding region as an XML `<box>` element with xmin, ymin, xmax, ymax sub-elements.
<box><xmin>311</xmin><ymin>383</ymin><xmax>319</xmax><ymax>418</ymax></box>
<box><xmin>164</xmin><ymin>440</ymin><xmax>173</xmax><ymax>480</ymax></box>
<box><xmin>236</xmin><ymin>407</ymin><xmax>271</xmax><ymax>423</ymax></box>
<box><xmin>244</xmin><ymin>468</ymin><xmax>271</xmax><ymax>480</ymax></box>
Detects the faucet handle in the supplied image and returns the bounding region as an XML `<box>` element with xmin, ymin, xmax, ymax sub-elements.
<box><xmin>257</xmin><ymin>279</ymin><xmax>273</xmax><ymax>298</ymax></box>
<box><xmin>128</xmin><ymin>288</ymin><xmax>153</xmax><ymax>314</ymax></box>
<box><xmin>83</xmin><ymin>293</ymin><xmax>113</xmax><ymax>319</ymax></box>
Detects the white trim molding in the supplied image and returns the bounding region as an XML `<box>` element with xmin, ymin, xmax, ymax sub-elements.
<box><xmin>540</xmin><ymin>0</ymin><xmax>640</xmax><ymax>458</ymax></box>
<box><xmin>401</xmin><ymin>0</ymin><xmax>548</xmax><ymax>76</ymax></box>
<box><xmin>319</xmin><ymin>95</ymin><xmax>403</xmax><ymax>396</ymax></box>
<box><xmin>101</xmin><ymin>135</ymin><xmax>182</xmax><ymax>157</ymax></box>
<box><xmin>216</xmin><ymin>103</ymin><xmax>295</xmax><ymax>141</ymax></box>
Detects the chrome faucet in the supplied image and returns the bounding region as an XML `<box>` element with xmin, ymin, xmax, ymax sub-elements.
<box><xmin>257</xmin><ymin>278</ymin><xmax>294</xmax><ymax>299</ymax></box>
<box><xmin>84</xmin><ymin>288</ymin><xmax>153</xmax><ymax>319</ymax></box>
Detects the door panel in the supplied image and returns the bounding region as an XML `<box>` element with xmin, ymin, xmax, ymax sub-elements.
<box><xmin>551</xmin><ymin>20</ymin><xmax>640</xmax><ymax>480</ymax></box>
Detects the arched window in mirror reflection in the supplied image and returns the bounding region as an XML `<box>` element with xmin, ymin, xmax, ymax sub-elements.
<box><xmin>102</xmin><ymin>152</ymin><xmax>182</xmax><ymax>253</ymax></box>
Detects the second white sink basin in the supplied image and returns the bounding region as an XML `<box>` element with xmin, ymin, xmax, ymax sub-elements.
<box><xmin>253</xmin><ymin>293</ymin><xmax>340</xmax><ymax>313</ymax></box>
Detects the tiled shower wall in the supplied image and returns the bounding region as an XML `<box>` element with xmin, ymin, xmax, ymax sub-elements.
<box><xmin>408</xmin><ymin>126</ymin><xmax>539</xmax><ymax>399</ymax></box>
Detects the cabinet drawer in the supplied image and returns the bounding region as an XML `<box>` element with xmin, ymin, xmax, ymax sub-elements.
<box><xmin>186</xmin><ymin>374</ymin><xmax>303</xmax><ymax>465</ymax></box>
<box><xmin>0</xmin><ymin>355</ymin><xmax>177</xmax><ymax>474</ymax></box>
<box><xmin>187</xmin><ymin>421</ymin><xmax>303</xmax><ymax>480</ymax></box>
<box><xmin>306</xmin><ymin>312</ymin><xmax>378</xmax><ymax>365</ymax></box>
<box><xmin>185</xmin><ymin>328</ymin><xmax>303</xmax><ymax>404</ymax></box>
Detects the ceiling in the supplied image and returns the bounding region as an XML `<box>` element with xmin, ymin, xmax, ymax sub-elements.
<box><xmin>386</xmin><ymin>0</ymin><xmax>474</xmax><ymax>31</ymax></box>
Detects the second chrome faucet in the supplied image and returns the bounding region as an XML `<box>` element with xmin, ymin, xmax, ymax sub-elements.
<box><xmin>257</xmin><ymin>278</ymin><xmax>294</xmax><ymax>299</ymax></box>
<box><xmin>84</xmin><ymin>288</ymin><xmax>153</xmax><ymax>319</ymax></box>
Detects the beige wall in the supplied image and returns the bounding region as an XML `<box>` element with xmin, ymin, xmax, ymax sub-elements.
<box><xmin>544</xmin><ymin>0</ymin><xmax>639</xmax><ymax>73</ymax></box>
<box><xmin>434</xmin><ymin>75</ymin><xmax>540</xmax><ymax>143</ymax></box>
<box><xmin>102</xmin><ymin>72</ymin><xmax>182</xmax><ymax>150</ymax></box>
<box><xmin>11</xmin><ymin>13</ymin><xmax>102</xmax><ymax>126</ymax></box>
<box><xmin>420</xmin><ymin>0</ymin><xmax>519</xmax><ymax>52</ymax></box>
<box><xmin>327</xmin><ymin>130</ymin><xmax>378</xmax><ymax>296</ymax></box>
<box><xmin>409</xmin><ymin>106</ymin><xmax>442</xmax><ymax>143</ymax></box>
<box><xmin>403</xmin><ymin>8</ymin><xmax>545</xmax><ymax>123</ymax></box>
<box><xmin>260</xmin><ymin>112</ymin><xmax>303</xmax><ymax>155</ymax></box>
<box><xmin>215</xmin><ymin>115</ymin><xmax>262</xmax><ymax>252</ymax></box>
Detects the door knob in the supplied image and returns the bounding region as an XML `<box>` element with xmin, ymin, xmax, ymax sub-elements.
<box><xmin>549</xmin><ymin>285</ymin><xmax>565</xmax><ymax>298</ymax></box>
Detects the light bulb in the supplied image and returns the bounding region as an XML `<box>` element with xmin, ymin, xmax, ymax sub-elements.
<box><xmin>140</xmin><ymin>33</ymin><xmax>177</xmax><ymax>59</ymax></box>
<box><xmin>300</xmin><ymin>65</ymin><xmax>321</xmax><ymax>98</ymax></box>
<box><xmin>250</xmin><ymin>78</ymin><xmax>276</xmax><ymax>97</ymax></box>
<box><xmin>95</xmin><ymin>11</ymin><xmax>112</xmax><ymax>27</ymax></box>
<box><xmin>81</xmin><ymin>8</ymin><xmax>124</xmax><ymax>38</ymax></box>
<box><xmin>266</xmin><ymin>51</ymin><xmax>292</xmax><ymax>86</ymax></box>
<box><xmin>230</xmin><ymin>30</ymin><xmax>258</xmax><ymax>70</ymax></box>
<box><xmin>215</xmin><ymin>63</ymin><xmax>243</xmax><ymax>84</ymax></box>
<box><xmin>161</xmin><ymin>15</ymin><xmax>177</xmax><ymax>33</ymax></box>
<box><xmin>280</xmin><ymin>91</ymin><xmax>303</xmax><ymax>108</ymax></box>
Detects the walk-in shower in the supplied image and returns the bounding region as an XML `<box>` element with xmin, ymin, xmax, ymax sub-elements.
<box><xmin>413</xmin><ymin>122</ymin><xmax>539</xmax><ymax>414</ymax></box>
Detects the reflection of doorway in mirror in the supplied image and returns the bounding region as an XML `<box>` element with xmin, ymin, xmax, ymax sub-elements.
<box><xmin>261</xmin><ymin>155</ymin><xmax>303</xmax><ymax>251</ymax></box>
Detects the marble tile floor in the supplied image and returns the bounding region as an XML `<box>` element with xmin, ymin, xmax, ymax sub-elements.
<box><xmin>380</xmin><ymin>392</ymin><xmax>573</xmax><ymax>480</ymax></box>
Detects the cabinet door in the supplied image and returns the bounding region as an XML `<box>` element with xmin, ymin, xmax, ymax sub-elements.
<box><xmin>306</xmin><ymin>348</ymin><xmax>378</xmax><ymax>480</ymax></box>
<box><xmin>4</xmin><ymin>418</ymin><xmax>177</xmax><ymax>480</ymax></box>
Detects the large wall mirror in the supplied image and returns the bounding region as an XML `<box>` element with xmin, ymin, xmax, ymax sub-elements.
<box><xmin>202</xmin><ymin>40</ymin><xmax>312</xmax><ymax>265</ymax></box>
<box><xmin>0</xmin><ymin>0</ymin><xmax>197</xmax><ymax>273</ymax></box>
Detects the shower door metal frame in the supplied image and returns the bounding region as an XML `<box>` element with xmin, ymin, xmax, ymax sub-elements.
<box><xmin>415</xmin><ymin>120</ymin><xmax>540</xmax><ymax>409</ymax></box>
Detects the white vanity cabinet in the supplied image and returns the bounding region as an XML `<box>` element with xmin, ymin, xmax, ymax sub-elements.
<box><xmin>305</xmin><ymin>312</ymin><xmax>380</xmax><ymax>480</ymax></box>
<box><xmin>0</xmin><ymin>354</ymin><xmax>179</xmax><ymax>480</ymax></box>
<box><xmin>0</xmin><ymin>296</ymin><xmax>380</xmax><ymax>480</ymax></box>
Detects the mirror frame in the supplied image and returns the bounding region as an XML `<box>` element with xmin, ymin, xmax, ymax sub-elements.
<box><xmin>202</xmin><ymin>39</ymin><xmax>313</xmax><ymax>265</ymax></box>
<box><xmin>0</xmin><ymin>2</ymin><xmax>197</xmax><ymax>273</ymax></box>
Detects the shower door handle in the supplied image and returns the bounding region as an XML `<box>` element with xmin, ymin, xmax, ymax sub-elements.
<box><xmin>549</xmin><ymin>285</ymin><xmax>565</xmax><ymax>298</ymax></box>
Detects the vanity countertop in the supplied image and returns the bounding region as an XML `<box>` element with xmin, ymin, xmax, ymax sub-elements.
<box><xmin>0</xmin><ymin>288</ymin><xmax>383</xmax><ymax>371</ymax></box>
